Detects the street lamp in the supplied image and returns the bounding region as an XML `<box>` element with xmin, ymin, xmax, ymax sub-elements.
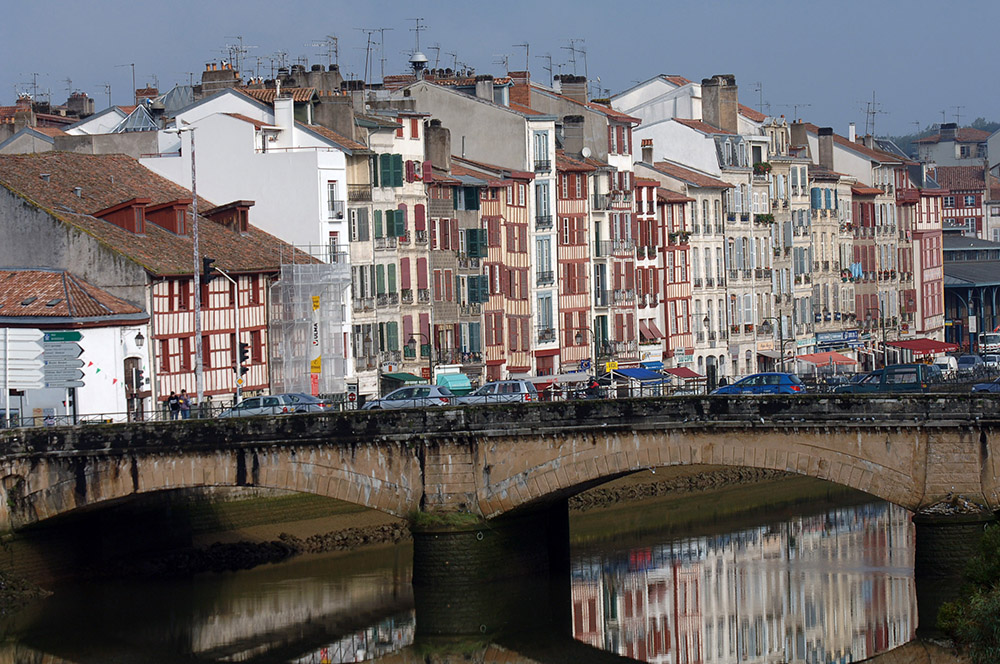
<box><xmin>760</xmin><ymin>316</ymin><xmax>785</xmax><ymax>372</ymax></box>
<box><xmin>407</xmin><ymin>332</ymin><xmax>434</xmax><ymax>384</ymax></box>
<box><xmin>212</xmin><ymin>266</ymin><xmax>242</xmax><ymax>402</ymax></box>
<box><xmin>575</xmin><ymin>327</ymin><xmax>602</xmax><ymax>375</ymax></box>
<box><xmin>865</xmin><ymin>307</ymin><xmax>886</xmax><ymax>369</ymax></box>
<box><xmin>134</xmin><ymin>330</ymin><xmax>145</xmax><ymax>348</ymax></box>
<box><xmin>165</xmin><ymin>120</ymin><xmax>204</xmax><ymax>409</ymax></box>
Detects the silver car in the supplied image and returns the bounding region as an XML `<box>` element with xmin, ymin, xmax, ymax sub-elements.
<box><xmin>362</xmin><ymin>385</ymin><xmax>454</xmax><ymax>410</ymax></box>
<box><xmin>219</xmin><ymin>393</ymin><xmax>330</xmax><ymax>418</ymax></box>
<box><xmin>455</xmin><ymin>380</ymin><xmax>539</xmax><ymax>405</ymax></box>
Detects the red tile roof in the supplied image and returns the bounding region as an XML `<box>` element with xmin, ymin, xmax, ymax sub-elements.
<box><xmin>508</xmin><ymin>101</ymin><xmax>545</xmax><ymax>116</ymax></box>
<box><xmin>225</xmin><ymin>112</ymin><xmax>268</xmax><ymax>129</ymax></box>
<box><xmin>914</xmin><ymin>128</ymin><xmax>990</xmax><ymax>144</ymax></box>
<box><xmin>527</xmin><ymin>83</ymin><xmax>640</xmax><ymax>123</ymax></box>
<box><xmin>662</xmin><ymin>75</ymin><xmax>692</xmax><ymax>87</ymax></box>
<box><xmin>657</xmin><ymin>187</ymin><xmax>694</xmax><ymax>203</ymax></box>
<box><xmin>935</xmin><ymin>166</ymin><xmax>986</xmax><ymax>191</ymax></box>
<box><xmin>801</xmin><ymin>123</ymin><xmax>905</xmax><ymax>164</ymax></box>
<box><xmin>556</xmin><ymin>150</ymin><xmax>597</xmax><ymax>173</ymax></box>
<box><xmin>301</xmin><ymin>123</ymin><xmax>368</xmax><ymax>151</ymax></box>
<box><xmin>989</xmin><ymin>175</ymin><xmax>1000</xmax><ymax>201</ymax></box>
<box><xmin>0</xmin><ymin>153</ymin><xmax>312</xmax><ymax>277</ymax></box>
<box><xmin>0</xmin><ymin>269</ymin><xmax>146</xmax><ymax>321</ymax></box>
<box><xmin>33</xmin><ymin>127</ymin><xmax>66</xmax><ymax>137</ymax></box>
<box><xmin>117</xmin><ymin>105</ymin><xmax>138</xmax><ymax>114</ymax></box>
<box><xmin>851</xmin><ymin>186</ymin><xmax>883</xmax><ymax>196</ymax></box>
<box><xmin>651</xmin><ymin>161</ymin><xmax>733</xmax><ymax>189</ymax></box>
<box><xmin>738</xmin><ymin>104</ymin><xmax>767</xmax><ymax>122</ymax></box>
<box><xmin>237</xmin><ymin>87</ymin><xmax>317</xmax><ymax>103</ymax></box>
<box><xmin>675</xmin><ymin>117</ymin><xmax>730</xmax><ymax>135</ymax></box>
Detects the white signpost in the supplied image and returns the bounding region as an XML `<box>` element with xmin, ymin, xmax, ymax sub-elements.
<box><xmin>2</xmin><ymin>328</ymin><xmax>45</xmax><ymax>425</ymax></box>
<box><xmin>42</xmin><ymin>331</ymin><xmax>85</xmax><ymax>388</ymax></box>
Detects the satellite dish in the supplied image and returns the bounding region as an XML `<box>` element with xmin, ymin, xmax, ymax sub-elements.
<box><xmin>581</xmin><ymin>146</ymin><xmax>592</xmax><ymax>158</ymax></box>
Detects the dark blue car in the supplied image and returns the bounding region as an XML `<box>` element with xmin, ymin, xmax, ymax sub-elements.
<box><xmin>711</xmin><ymin>372</ymin><xmax>806</xmax><ymax>395</ymax></box>
<box><xmin>972</xmin><ymin>377</ymin><xmax>1000</xmax><ymax>393</ymax></box>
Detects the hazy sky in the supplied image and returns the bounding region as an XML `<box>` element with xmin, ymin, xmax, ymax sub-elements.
<box><xmin>4</xmin><ymin>0</ymin><xmax>997</xmax><ymax>136</ymax></box>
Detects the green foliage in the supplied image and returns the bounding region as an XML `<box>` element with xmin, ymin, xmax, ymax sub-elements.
<box><xmin>938</xmin><ymin>523</ymin><xmax>1000</xmax><ymax>662</ymax></box>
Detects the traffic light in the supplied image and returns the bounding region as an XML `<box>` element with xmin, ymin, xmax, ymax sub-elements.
<box><xmin>201</xmin><ymin>256</ymin><xmax>217</xmax><ymax>285</ymax></box>
<box><xmin>238</xmin><ymin>342</ymin><xmax>250</xmax><ymax>364</ymax></box>
<box><xmin>135</xmin><ymin>367</ymin><xmax>145</xmax><ymax>386</ymax></box>
<box><xmin>240</xmin><ymin>365</ymin><xmax>249</xmax><ymax>376</ymax></box>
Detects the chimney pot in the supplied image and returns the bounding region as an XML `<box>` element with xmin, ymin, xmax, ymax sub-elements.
<box><xmin>40</xmin><ymin>173</ymin><xmax>50</xmax><ymax>182</ymax></box>
<box><xmin>73</xmin><ymin>186</ymin><xmax>82</xmax><ymax>197</ymax></box>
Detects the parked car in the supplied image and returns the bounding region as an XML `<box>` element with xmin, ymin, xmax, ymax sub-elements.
<box><xmin>710</xmin><ymin>372</ymin><xmax>806</xmax><ymax>395</ymax></box>
<box><xmin>971</xmin><ymin>377</ymin><xmax>1000</xmax><ymax>393</ymax></box>
<box><xmin>361</xmin><ymin>385</ymin><xmax>454</xmax><ymax>410</ymax></box>
<box><xmin>219</xmin><ymin>393</ymin><xmax>330</xmax><ymax>418</ymax></box>
<box><xmin>455</xmin><ymin>379</ymin><xmax>539</xmax><ymax>405</ymax></box>
<box><xmin>957</xmin><ymin>354</ymin><xmax>986</xmax><ymax>376</ymax></box>
<box><xmin>833</xmin><ymin>363</ymin><xmax>941</xmax><ymax>394</ymax></box>
<box><xmin>933</xmin><ymin>355</ymin><xmax>958</xmax><ymax>379</ymax></box>
<box><xmin>984</xmin><ymin>354</ymin><xmax>1000</xmax><ymax>371</ymax></box>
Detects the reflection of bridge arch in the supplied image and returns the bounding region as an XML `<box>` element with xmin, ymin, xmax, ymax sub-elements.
<box><xmin>1</xmin><ymin>395</ymin><xmax>998</xmax><ymax>531</ymax></box>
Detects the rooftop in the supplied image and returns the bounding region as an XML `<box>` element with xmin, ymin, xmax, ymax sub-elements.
<box><xmin>0</xmin><ymin>268</ymin><xmax>147</xmax><ymax>324</ymax></box>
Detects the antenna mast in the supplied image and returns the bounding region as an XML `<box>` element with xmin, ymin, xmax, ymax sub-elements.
<box><xmin>514</xmin><ymin>43</ymin><xmax>529</xmax><ymax>71</ymax></box>
<box><xmin>377</xmin><ymin>27</ymin><xmax>394</xmax><ymax>81</ymax></box>
<box><xmin>409</xmin><ymin>17</ymin><xmax>427</xmax><ymax>52</ymax></box>
<box><xmin>535</xmin><ymin>53</ymin><xmax>554</xmax><ymax>86</ymax></box>
<box><xmin>952</xmin><ymin>105</ymin><xmax>965</xmax><ymax>126</ymax></box>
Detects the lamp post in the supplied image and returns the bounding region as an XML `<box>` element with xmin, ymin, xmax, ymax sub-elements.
<box><xmin>760</xmin><ymin>316</ymin><xmax>785</xmax><ymax>372</ymax></box>
<box><xmin>212</xmin><ymin>267</ymin><xmax>242</xmax><ymax>403</ymax></box>
<box><xmin>165</xmin><ymin>120</ymin><xmax>204</xmax><ymax>409</ymax></box>
<box><xmin>865</xmin><ymin>307</ymin><xmax>885</xmax><ymax>369</ymax></box>
<box><xmin>407</xmin><ymin>333</ymin><xmax>433</xmax><ymax>384</ymax></box>
<box><xmin>574</xmin><ymin>327</ymin><xmax>601</xmax><ymax>375</ymax></box>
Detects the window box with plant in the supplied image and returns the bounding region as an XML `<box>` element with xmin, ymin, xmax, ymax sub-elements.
<box><xmin>753</xmin><ymin>162</ymin><xmax>772</xmax><ymax>176</ymax></box>
<box><xmin>754</xmin><ymin>213</ymin><xmax>775</xmax><ymax>225</ymax></box>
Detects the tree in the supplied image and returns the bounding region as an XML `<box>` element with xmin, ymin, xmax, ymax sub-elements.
<box><xmin>938</xmin><ymin>524</ymin><xmax>1000</xmax><ymax>663</ymax></box>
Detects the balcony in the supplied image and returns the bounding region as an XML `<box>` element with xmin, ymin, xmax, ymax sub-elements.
<box><xmin>535</xmin><ymin>214</ymin><xmax>553</xmax><ymax>230</ymax></box>
<box><xmin>459</xmin><ymin>302</ymin><xmax>482</xmax><ymax>316</ymax></box>
<box><xmin>376</xmin><ymin>292</ymin><xmax>399</xmax><ymax>307</ymax></box>
<box><xmin>613</xmin><ymin>340</ymin><xmax>638</xmax><ymax>357</ymax></box>
<box><xmin>380</xmin><ymin>350</ymin><xmax>401</xmax><ymax>363</ymax></box>
<box><xmin>537</xmin><ymin>327</ymin><xmax>556</xmax><ymax>343</ymax></box>
<box><xmin>613</xmin><ymin>289</ymin><xmax>636</xmax><ymax>305</ymax></box>
<box><xmin>594</xmin><ymin>290</ymin><xmax>611</xmax><ymax>307</ymax></box>
<box><xmin>352</xmin><ymin>297</ymin><xmax>374</xmax><ymax>312</ymax></box>
<box><xmin>347</xmin><ymin>184</ymin><xmax>372</xmax><ymax>202</ymax></box>
<box><xmin>415</xmin><ymin>230</ymin><xmax>428</xmax><ymax>245</ymax></box>
<box><xmin>611</xmin><ymin>191</ymin><xmax>633</xmax><ymax>207</ymax></box>
<box><xmin>594</xmin><ymin>240</ymin><xmax>613</xmax><ymax>258</ymax></box>
<box><xmin>457</xmin><ymin>256</ymin><xmax>481</xmax><ymax>269</ymax></box>
<box><xmin>328</xmin><ymin>200</ymin><xmax>345</xmax><ymax>220</ymax></box>
<box><xmin>536</xmin><ymin>270</ymin><xmax>555</xmax><ymax>286</ymax></box>
<box><xmin>418</xmin><ymin>288</ymin><xmax>430</xmax><ymax>303</ymax></box>
<box><xmin>534</xmin><ymin>159</ymin><xmax>552</xmax><ymax>173</ymax></box>
<box><xmin>705</xmin><ymin>277</ymin><xmax>715</xmax><ymax>288</ymax></box>
<box><xmin>401</xmin><ymin>289</ymin><xmax>413</xmax><ymax>304</ymax></box>
<box><xmin>592</xmin><ymin>193</ymin><xmax>611</xmax><ymax>210</ymax></box>
<box><xmin>696</xmin><ymin>331</ymin><xmax>706</xmax><ymax>343</ymax></box>
<box><xmin>694</xmin><ymin>277</ymin><xmax>703</xmax><ymax>288</ymax></box>
<box><xmin>355</xmin><ymin>356</ymin><xmax>378</xmax><ymax>371</ymax></box>
<box><xmin>754</xmin><ymin>267</ymin><xmax>772</xmax><ymax>279</ymax></box>
<box><xmin>399</xmin><ymin>231</ymin><xmax>411</xmax><ymax>245</ymax></box>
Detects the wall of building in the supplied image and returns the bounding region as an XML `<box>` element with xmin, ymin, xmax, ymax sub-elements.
<box><xmin>53</xmin><ymin>132</ymin><xmax>158</xmax><ymax>159</ymax></box>
<box><xmin>0</xmin><ymin>133</ymin><xmax>53</xmax><ymax>155</ymax></box>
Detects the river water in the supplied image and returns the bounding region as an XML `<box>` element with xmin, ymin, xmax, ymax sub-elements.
<box><xmin>1</xmin><ymin>481</ymin><xmax>916</xmax><ymax>663</ymax></box>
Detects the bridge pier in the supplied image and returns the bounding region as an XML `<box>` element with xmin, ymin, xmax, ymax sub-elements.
<box><xmin>913</xmin><ymin>511</ymin><xmax>997</xmax><ymax>636</ymax></box>
<box><xmin>411</xmin><ymin>499</ymin><xmax>571</xmax><ymax>637</ymax></box>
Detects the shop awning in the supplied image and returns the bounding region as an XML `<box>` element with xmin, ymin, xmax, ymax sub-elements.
<box><xmin>614</xmin><ymin>368</ymin><xmax>671</xmax><ymax>383</ymax></box>
<box><xmin>640</xmin><ymin>361</ymin><xmax>664</xmax><ymax>371</ymax></box>
<box><xmin>757</xmin><ymin>349</ymin><xmax>783</xmax><ymax>360</ymax></box>
<box><xmin>436</xmin><ymin>373</ymin><xmax>472</xmax><ymax>395</ymax></box>
<box><xmin>639</xmin><ymin>321</ymin><xmax>654</xmax><ymax>341</ymax></box>
<box><xmin>648</xmin><ymin>320</ymin><xmax>665</xmax><ymax>339</ymax></box>
<box><xmin>663</xmin><ymin>366</ymin><xmax>703</xmax><ymax>379</ymax></box>
<box><xmin>886</xmin><ymin>338</ymin><xmax>959</xmax><ymax>357</ymax></box>
<box><xmin>796</xmin><ymin>351</ymin><xmax>856</xmax><ymax>366</ymax></box>
<box><xmin>382</xmin><ymin>372</ymin><xmax>425</xmax><ymax>384</ymax></box>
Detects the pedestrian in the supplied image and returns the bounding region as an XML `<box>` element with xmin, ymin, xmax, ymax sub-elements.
<box><xmin>167</xmin><ymin>391</ymin><xmax>180</xmax><ymax>420</ymax></box>
<box><xmin>179</xmin><ymin>389</ymin><xmax>191</xmax><ymax>420</ymax></box>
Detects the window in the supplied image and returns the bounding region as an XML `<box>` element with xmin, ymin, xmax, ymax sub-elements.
<box><xmin>964</xmin><ymin>195</ymin><xmax>976</xmax><ymax>207</ymax></box>
<box><xmin>410</xmin><ymin>117</ymin><xmax>420</xmax><ymax>139</ymax></box>
<box><xmin>943</xmin><ymin>196</ymin><xmax>955</xmax><ymax>208</ymax></box>
<box><xmin>327</xmin><ymin>181</ymin><xmax>343</xmax><ymax>219</ymax></box>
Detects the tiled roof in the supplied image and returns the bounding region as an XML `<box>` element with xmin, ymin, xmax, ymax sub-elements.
<box><xmin>738</xmin><ymin>104</ymin><xmax>767</xmax><ymax>122</ymax></box>
<box><xmin>989</xmin><ymin>175</ymin><xmax>1000</xmax><ymax>201</ymax></box>
<box><xmin>0</xmin><ymin>153</ymin><xmax>312</xmax><ymax>277</ymax></box>
<box><xmin>0</xmin><ymin>268</ymin><xmax>146</xmax><ymax>321</ymax></box>
<box><xmin>301</xmin><ymin>123</ymin><xmax>368</xmax><ymax>151</ymax></box>
<box><xmin>851</xmin><ymin>186</ymin><xmax>883</xmax><ymax>196</ymax></box>
<box><xmin>556</xmin><ymin>150</ymin><xmax>597</xmax><ymax>173</ymax></box>
<box><xmin>935</xmin><ymin>166</ymin><xmax>986</xmax><ymax>192</ymax></box>
<box><xmin>651</xmin><ymin>161</ymin><xmax>733</xmax><ymax>189</ymax></box>
<box><xmin>225</xmin><ymin>112</ymin><xmax>268</xmax><ymax>129</ymax></box>
<box><xmin>237</xmin><ymin>87</ymin><xmax>317</xmax><ymax>103</ymax></box>
<box><xmin>914</xmin><ymin>128</ymin><xmax>991</xmax><ymax>144</ymax></box>
<box><xmin>508</xmin><ymin>101</ymin><xmax>545</xmax><ymax>116</ymax></box>
<box><xmin>527</xmin><ymin>83</ymin><xmax>640</xmax><ymax>123</ymax></box>
<box><xmin>675</xmin><ymin>117</ymin><xmax>730</xmax><ymax>135</ymax></box>
<box><xmin>657</xmin><ymin>187</ymin><xmax>694</xmax><ymax>203</ymax></box>
<box><xmin>117</xmin><ymin>105</ymin><xmax>138</xmax><ymax>114</ymax></box>
<box><xmin>801</xmin><ymin>123</ymin><xmax>905</xmax><ymax>164</ymax></box>
<box><xmin>662</xmin><ymin>75</ymin><xmax>692</xmax><ymax>87</ymax></box>
<box><xmin>33</xmin><ymin>127</ymin><xmax>65</xmax><ymax>137</ymax></box>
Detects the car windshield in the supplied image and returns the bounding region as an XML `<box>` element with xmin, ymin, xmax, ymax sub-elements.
<box><xmin>788</xmin><ymin>375</ymin><xmax>804</xmax><ymax>385</ymax></box>
<box><xmin>958</xmin><ymin>357</ymin><xmax>977</xmax><ymax>366</ymax></box>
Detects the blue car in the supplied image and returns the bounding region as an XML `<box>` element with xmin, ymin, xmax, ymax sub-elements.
<box><xmin>711</xmin><ymin>372</ymin><xmax>806</xmax><ymax>395</ymax></box>
<box><xmin>971</xmin><ymin>377</ymin><xmax>1000</xmax><ymax>393</ymax></box>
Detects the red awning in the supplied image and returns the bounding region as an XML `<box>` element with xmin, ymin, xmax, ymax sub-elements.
<box><xmin>647</xmin><ymin>320</ymin><xmax>665</xmax><ymax>339</ymax></box>
<box><xmin>663</xmin><ymin>367</ymin><xmax>703</xmax><ymax>379</ymax></box>
<box><xmin>638</xmin><ymin>320</ymin><xmax>653</xmax><ymax>341</ymax></box>
<box><xmin>886</xmin><ymin>338</ymin><xmax>959</xmax><ymax>358</ymax></box>
<box><xmin>796</xmin><ymin>351</ymin><xmax>856</xmax><ymax>366</ymax></box>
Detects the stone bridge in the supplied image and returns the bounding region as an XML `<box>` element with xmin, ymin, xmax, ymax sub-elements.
<box><xmin>1</xmin><ymin>394</ymin><xmax>998</xmax><ymax>533</ymax></box>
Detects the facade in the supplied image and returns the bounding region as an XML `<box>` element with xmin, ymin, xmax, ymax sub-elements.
<box><xmin>913</xmin><ymin>123</ymin><xmax>989</xmax><ymax>167</ymax></box>
<box><xmin>935</xmin><ymin>165</ymin><xmax>988</xmax><ymax>237</ymax></box>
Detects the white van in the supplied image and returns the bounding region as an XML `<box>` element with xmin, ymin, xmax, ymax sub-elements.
<box><xmin>933</xmin><ymin>355</ymin><xmax>957</xmax><ymax>378</ymax></box>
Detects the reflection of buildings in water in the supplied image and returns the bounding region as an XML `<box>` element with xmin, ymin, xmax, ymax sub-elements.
<box><xmin>571</xmin><ymin>502</ymin><xmax>916</xmax><ymax>663</ymax></box>
<box><xmin>291</xmin><ymin>613</ymin><xmax>415</xmax><ymax>664</ymax></box>
<box><xmin>188</xmin><ymin>567</ymin><xmax>412</xmax><ymax>657</ymax></box>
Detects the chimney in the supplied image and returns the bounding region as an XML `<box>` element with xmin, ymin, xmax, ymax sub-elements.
<box><xmin>425</xmin><ymin>119</ymin><xmax>451</xmax><ymax>172</ymax></box>
<box><xmin>848</xmin><ymin>122</ymin><xmax>856</xmax><ymax>143</ymax></box>
<box><xmin>641</xmin><ymin>138</ymin><xmax>654</xmax><ymax>164</ymax></box>
<box><xmin>818</xmin><ymin>127</ymin><xmax>834</xmax><ymax>171</ymax></box>
<box><xmin>273</xmin><ymin>95</ymin><xmax>295</xmax><ymax>147</ymax></box>
<box><xmin>563</xmin><ymin>115</ymin><xmax>585</xmax><ymax>155</ymax></box>
<box><xmin>474</xmin><ymin>75</ymin><xmax>493</xmax><ymax>101</ymax></box>
<box><xmin>941</xmin><ymin>122</ymin><xmax>957</xmax><ymax>142</ymax></box>
<box><xmin>790</xmin><ymin>121</ymin><xmax>808</xmax><ymax>148</ymax></box>
<box><xmin>559</xmin><ymin>75</ymin><xmax>588</xmax><ymax>104</ymax></box>
<box><xmin>509</xmin><ymin>70</ymin><xmax>530</xmax><ymax>107</ymax></box>
<box><xmin>701</xmin><ymin>74</ymin><xmax>738</xmax><ymax>134</ymax></box>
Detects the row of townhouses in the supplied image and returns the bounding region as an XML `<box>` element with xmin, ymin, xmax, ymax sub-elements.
<box><xmin>1</xmin><ymin>59</ymin><xmax>997</xmax><ymax>419</ymax></box>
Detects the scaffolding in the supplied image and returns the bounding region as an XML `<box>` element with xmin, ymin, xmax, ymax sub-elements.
<box><xmin>269</xmin><ymin>261</ymin><xmax>351</xmax><ymax>397</ymax></box>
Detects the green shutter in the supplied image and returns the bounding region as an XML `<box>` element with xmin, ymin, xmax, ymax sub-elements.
<box><xmin>374</xmin><ymin>210</ymin><xmax>383</xmax><ymax>238</ymax></box>
<box><xmin>467</xmin><ymin>277</ymin><xmax>476</xmax><ymax>303</ymax></box>
<box><xmin>380</xmin><ymin>154</ymin><xmax>391</xmax><ymax>186</ymax></box>
<box><xmin>465</xmin><ymin>187</ymin><xmax>480</xmax><ymax>211</ymax></box>
<box><xmin>478</xmin><ymin>275</ymin><xmax>489</xmax><ymax>303</ymax></box>
<box><xmin>453</xmin><ymin>186</ymin><xmax>460</xmax><ymax>210</ymax></box>
<box><xmin>376</xmin><ymin>264</ymin><xmax>386</xmax><ymax>294</ymax></box>
<box><xmin>372</xmin><ymin>155</ymin><xmax>379</xmax><ymax>188</ymax></box>
<box><xmin>387</xmin><ymin>321</ymin><xmax>399</xmax><ymax>351</ymax></box>
<box><xmin>394</xmin><ymin>209</ymin><xmax>406</xmax><ymax>237</ymax></box>
<box><xmin>387</xmin><ymin>263</ymin><xmax>397</xmax><ymax>293</ymax></box>
<box><xmin>469</xmin><ymin>322</ymin><xmax>481</xmax><ymax>353</ymax></box>
<box><xmin>466</xmin><ymin>228</ymin><xmax>488</xmax><ymax>258</ymax></box>
<box><xmin>392</xmin><ymin>154</ymin><xmax>404</xmax><ymax>187</ymax></box>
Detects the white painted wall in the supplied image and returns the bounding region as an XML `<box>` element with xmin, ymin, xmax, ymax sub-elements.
<box><xmin>633</xmin><ymin>120</ymin><xmax>722</xmax><ymax>175</ymax></box>
<box><xmin>612</xmin><ymin>78</ymin><xmax>700</xmax><ymax>125</ymax></box>
<box><xmin>63</xmin><ymin>108</ymin><xmax>126</xmax><ymax>136</ymax></box>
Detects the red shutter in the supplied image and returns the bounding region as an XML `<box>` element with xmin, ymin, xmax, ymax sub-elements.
<box><xmin>417</xmin><ymin>257</ymin><xmax>428</xmax><ymax>289</ymax></box>
<box><xmin>625</xmin><ymin>262</ymin><xmax>635</xmax><ymax>290</ymax></box>
<box><xmin>451</xmin><ymin>219</ymin><xmax>459</xmax><ymax>250</ymax></box>
<box><xmin>615</xmin><ymin>314</ymin><xmax>624</xmax><ymax>340</ymax></box>
<box><xmin>420</xmin><ymin>313</ymin><xmax>430</xmax><ymax>339</ymax></box>
<box><xmin>422</xmin><ymin>160</ymin><xmax>433</xmax><ymax>182</ymax></box>
<box><xmin>627</xmin><ymin>313</ymin><xmax>635</xmax><ymax>341</ymax></box>
<box><xmin>521</xmin><ymin>318</ymin><xmax>529</xmax><ymax>351</ymax></box>
<box><xmin>433</xmin><ymin>270</ymin><xmax>442</xmax><ymax>300</ymax></box>
<box><xmin>501</xmin><ymin>267</ymin><xmax>511</xmax><ymax>295</ymax></box>
<box><xmin>519</xmin><ymin>268</ymin><xmax>527</xmax><ymax>299</ymax></box>
<box><xmin>415</xmin><ymin>204</ymin><xmax>426</xmax><ymax>231</ymax></box>
<box><xmin>400</xmin><ymin>258</ymin><xmax>411</xmax><ymax>289</ymax></box>
<box><xmin>445</xmin><ymin>269</ymin><xmax>453</xmax><ymax>301</ymax></box>
<box><xmin>403</xmin><ymin>315</ymin><xmax>413</xmax><ymax>340</ymax></box>
<box><xmin>405</xmin><ymin>160</ymin><xmax>414</xmax><ymax>183</ymax></box>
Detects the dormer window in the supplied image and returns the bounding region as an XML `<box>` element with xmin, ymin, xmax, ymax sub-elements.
<box><xmin>724</xmin><ymin>140</ymin><xmax>732</xmax><ymax>165</ymax></box>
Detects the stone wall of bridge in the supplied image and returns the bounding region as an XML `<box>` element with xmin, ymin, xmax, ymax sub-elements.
<box><xmin>1</xmin><ymin>395</ymin><xmax>998</xmax><ymax>532</ymax></box>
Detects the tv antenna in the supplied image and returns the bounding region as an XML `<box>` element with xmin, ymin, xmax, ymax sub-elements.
<box><xmin>224</xmin><ymin>35</ymin><xmax>256</xmax><ymax>74</ymax></box>
<box><xmin>64</xmin><ymin>77</ymin><xmax>73</xmax><ymax>96</ymax></box>
<box><xmin>427</xmin><ymin>43</ymin><xmax>441</xmax><ymax>69</ymax></box>
<box><xmin>115</xmin><ymin>63</ymin><xmax>136</xmax><ymax>104</ymax></box>
<box><xmin>514</xmin><ymin>43</ymin><xmax>529</xmax><ymax>71</ymax></box>
<box><xmin>778</xmin><ymin>102</ymin><xmax>811</xmax><ymax>123</ymax></box>
<box><xmin>102</xmin><ymin>82</ymin><xmax>112</xmax><ymax>107</ymax></box>
<box><xmin>752</xmin><ymin>81</ymin><xmax>764</xmax><ymax>113</ymax></box>
<box><xmin>377</xmin><ymin>27</ymin><xmax>394</xmax><ymax>81</ymax></box>
<box><xmin>445</xmin><ymin>51</ymin><xmax>459</xmax><ymax>70</ymax></box>
<box><xmin>859</xmin><ymin>91</ymin><xmax>886</xmax><ymax>136</ymax></box>
<box><xmin>951</xmin><ymin>105</ymin><xmax>965</xmax><ymax>126</ymax></box>
<box><xmin>535</xmin><ymin>53</ymin><xmax>554</xmax><ymax>86</ymax></box>
<box><xmin>561</xmin><ymin>39</ymin><xmax>584</xmax><ymax>75</ymax></box>
<box><xmin>354</xmin><ymin>29</ymin><xmax>377</xmax><ymax>82</ymax></box>
<box><xmin>409</xmin><ymin>17</ymin><xmax>427</xmax><ymax>53</ymax></box>
<box><xmin>309</xmin><ymin>35</ymin><xmax>339</xmax><ymax>68</ymax></box>
<box><xmin>493</xmin><ymin>53</ymin><xmax>510</xmax><ymax>74</ymax></box>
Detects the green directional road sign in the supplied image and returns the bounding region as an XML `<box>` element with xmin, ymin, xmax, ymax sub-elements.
<box><xmin>43</xmin><ymin>331</ymin><xmax>82</xmax><ymax>342</ymax></box>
